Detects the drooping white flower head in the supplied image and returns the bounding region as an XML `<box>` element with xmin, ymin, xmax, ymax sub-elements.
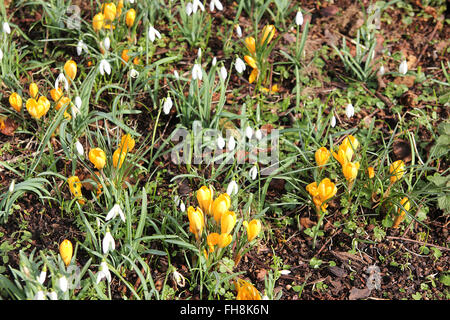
<box><xmin>197</xmin><ymin>48</ymin><xmax>202</xmax><ymax>59</ymax></box>
<box><xmin>102</xmin><ymin>37</ymin><xmax>110</xmax><ymax>51</ymax></box>
<box><xmin>75</xmin><ymin>140</ymin><xmax>84</xmax><ymax>157</ymax></box>
<box><xmin>192</xmin><ymin>0</ymin><xmax>205</xmax><ymax>13</ymax></box>
<box><xmin>345</xmin><ymin>103</ymin><xmax>355</xmax><ymax>119</ymax></box>
<box><xmin>399</xmin><ymin>60</ymin><xmax>408</xmax><ymax>75</ymax></box>
<box><xmin>74</xmin><ymin>96</ymin><xmax>82</xmax><ymax>110</ymax></box>
<box><xmin>180</xmin><ymin>202</ymin><xmax>186</xmax><ymax>212</ymax></box>
<box><xmin>148</xmin><ymin>26</ymin><xmax>162</xmax><ymax>43</ymax></box>
<box><xmin>57</xmin><ymin>276</ymin><xmax>68</xmax><ymax>293</ymax></box>
<box><xmin>255</xmin><ymin>129</ymin><xmax>262</xmax><ymax>141</ymax></box>
<box><xmin>55</xmin><ymin>73</ymin><xmax>69</xmax><ymax>91</ymax></box>
<box><xmin>102</xmin><ymin>230</ymin><xmax>115</xmax><ymax>255</ymax></box>
<box><xmin>174</xmin><ymin>70</ymin><xmax>180</xmax><ymax>80</ymax></box>
<box><xmin>186</xmin><ymin>2</ymin><xmax>193</xmax><ymax>16</ymax></box>
<box><xmin>235</xmin><ymin>57</ymin><xmax>246</xmax><ymax>74</ymax></box>
<box><xmin>212</xmin><ymin>57</ymin><xmax>217</xmax><ymax>66</ymax></box>
<box><xmin>192</xmin><ymin>63</ymin><xmax>203</xmax><ymax>80</ymax></box>
<box><xmin>163</xmin><ymin>96</ymin><xmax>173</xmax><ymax>115</ymax></box>
<box><xmin>9</xmin><ymin>180</ymin><xmax>15</xmax><ymax>193</ymax></box>
<box><xmin>106</xmin><ymin>203</ymin><xmax>126</xmax><ymax>222</ymax></box>
<box><xmin>378</xmin><ymin>65</ymin><xmax>385</xmax><ymax>76</ymax></box>
<box><xmin>129</xmin><ymin>68</ymin><xmax>139</xmax><ymax>79</ymax></box>
<box><xmin>99</xmin><ymin>59</ymin><xmax>112</xmax><ymax>76</ymax></box>
<box><xmin>76</xmin><ymin>40</ymin><xmax>88</xmax><ymax>56</ymax></box>
<box><xmin>295</xmin><ymin>10</ymin><xmax>304</xmax><ymax>26</ymax></box>
<box><xmin>245</xmin><ymin>126</ymin><xmax>254</xmax><ymax>140</ymax></box>
<box><xmin>210</xmin><ymin>0</ymin><xmax>223</xmax><ymax>12</ymax></box>
<box><xmin>96</xmin><ymin>260</ymin><xmax>112</xmax><ymax>284</ymax></box>
<box><xmin>235</xmin><ymin>25</ymin><xmax>242</xmax><ymax>38</ymax></box>
<box><xmin>226</xmin><ymin>180</ymin><xmax>238</xmax><ymax>196</ymax></box>
<box><xmin>249</xmin><ymin>166</ymin><xmax>258</xmax><ymax>180</ymax></box>
<box><xmin>219</xmin><ymin>66</ymin><xmax>227</xmax><ymax>81</ymax></box>
<box><xmin>217</xmin><ymin>135</ymin><xmax>225</xmax><ymax>149</ymax></box>
<box><xmin>330</xmin><ymin>115</ymin><xmax>336</xmax><ymax>128</ymax></box>
<box><xmin>2</xmin><ymin>22</ymin><xmax>11</xmax><ymax>34</ymax></box>
<box><xmin>228</xmin><ymin>136</ymin><xmax>236</xmax><ymax>151</ymax></box>
<box><xmin>0</xmin><ymin>48</ymin><xmax>3</xmax><ymax>61</ymax></box>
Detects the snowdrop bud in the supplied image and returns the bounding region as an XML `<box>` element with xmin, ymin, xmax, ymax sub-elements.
<box><xmin>102</xmin><ymin>230</ymin><xmax>115</xmax><ymax>254</ymax></box>
<box><xmin>245</xmin><ymin>126</ymin><xmax>253</xmax><ymax>140</ymax></box>
<box><xmin>296</xmin><ymin>10</ymin><xmax>304</xmax><ymax>26</ymax></box>
<box><xmin>399</xmin><ymin>60</ymin><xmax>408</xmax><ymax>75</ymax></box>
<box><xmin>212</xmin><ymin>57</ymin><xmax>217</xmax><ymax>66</ymax></box>
<box><xmin>378</xmin><ymin>65</ymin><xmax>385</xmax><ymax>76</ymax></box>
<box><xmin>280</xmin><ymin>270</ymin><xmax>291</xmax><ymax>275</ymax></box>
<box><xmin>58</xmin><ymin>276</ymin><xmax>68</xmax><ymax>292</ymax></box>
<box><xmin>192</xmin><ymin>64</ymin><xmax>203</xmax><ymax>80</ymax></box>
<box><xmin>219</xmin><ymin>66</ymin><xmax>227</xmax><ymax>81</ymax></box>
<box><xmin>345</xmin><ymin>103</ymin><xmax>355</xmax><ymax>119</ymax></box>
<box><xmin>75</xmin><ymin>140</ymin><xmax>84</xmax><ymax>157</ymax></box>
<box><xmin>255</xmin><ymin>129</ymin><xmax>262</xmax><ymax>141</ymax></box>
<box><xmin>9</xmin><ymin>180</ymin><xmax>15</xmax><ymax>193</ymax></box>
<box><xmin>249</xmin><ymin>166</ymin><xmax>258</xmax><ymax>180</ymax></box>
<box><xmin>38</xmin><ymin>268</ymin><xmax>47</xmax><ymax>284</ymax></box>
<box><xmin>180</xmin><ymin>202</ymin><xmax>186</xmax><ymax>212</ymax></box>
<box><xmin>217</xmin><ymin>135</ymin><xmax>225</xmax><ymax>149</ymax></box>
<box><xmin>228</xmin><ymin>136</ymin><xmax>236</xmax><ymax>151</ymax></box>
<box><xmin>3</xmin><ymin>22</ymin><xmax>11</xmax><ymax>34</ymax></box>
<box><xmin>0</xmin><ymin>48</ymin><xmax>3</xmax><ymax>61</ymax></box>
<box><xmin>163</xmin><ymin>96</ymin><xmax>173</xmax><ymax>115</ymax></box>
<box><xmin>235</xmin><ymin>25</ymin><xmax>242</xmax><ymax>38</ymax></box>
<box><xmin>330</xmin><ymin>115</ymin><xmax>336</xmax><ymax>128</ymax></box>
<box><xmin>173</xmin><ymin>269</ymin><xmax>186</xmax><ymax>287</ymax></box>
<box><xmin>227</xmin><ymin>180</ymin><xmax>238</xmax><ymax>196</ymax></box>
<box><xmin>235</xmin><ymin>57</ymin><xmax>246</xmax><ymax>74</ymax></box>
<box><xmin>34</xmin><ymin>291</ymin><xmax>45</xmax><ymax>300</ymax></box>
<box><xmin>129</xmin><ymin>68</ymin><xmax>139</xmax><ymax>78</ymax></box>
<box><xmin>76</xmin><ymin>40</ymin><xmax>86</xmax><ymax>56</ymax></box>
<box><xmin>103</xmin><ymin>37</ymin><xmax>110</xmax><ymax>51</ymax></box>
<box><xmin>197</xmin><ymin>48</ymin><xmax>202</xmax><ymax>58</ymax></box>
<box><xmin>186</xmin><ymin>2</ymin><xmax>193</xmax><ymax>16</ymax></box>
<box><xmin>74</xmin><ymin>96</ymin><xmax>82</xmax><ymax>109</ymax></box>
<box><xmin>174</xmin><ymin>70</ymin><xmax>179</xmax><ymax>80</ymax></box>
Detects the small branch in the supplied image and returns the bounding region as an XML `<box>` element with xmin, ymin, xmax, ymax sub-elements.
<box><xmin>386</xmin><ymin>236</ymin><xmax>450</xmax><ymax>252</ymax></box>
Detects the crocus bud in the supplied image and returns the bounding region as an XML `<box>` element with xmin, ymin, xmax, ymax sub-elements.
<box><xmin>59</xmin><ymin>239</ymin><xmax>73</xmax><ymax>266</ymax></box>
<box><xmin>120</xmin><ymin>134</ymin><xmax>135</xmax><ymax>152</ymax></box>
<box><xmin>212</xmin><ymin>193</ymin><xmax>231</xmax><ymax>223</ymax></box>
<box><xmin>207</xmin><ymin>232</ymin><xmax>220</xmax><ymax>252</ymax></box>
<box><xmin>89</xmin><ymin>147</ymin><xmax>107</xmax><ymax>170</ymax></box>
<box><xmin>315</xmin><ymin>147</ymin><xmax>330</xmax><ymax>167</ymax></box>
<box><xmin>368</xmin><ymin>167</ymin><xmax>375</xmax><ymax>179</ymax></box>
<box><xmin>217</xmin><ymin>233</ymin><xmax>232</xmax><ymax>248</ymax></box>
<box><xmin>92</xmin><ymin>12</ymin><xmax>104</xmax><ymax>31</ymax></box>
<box><xmin>9</xmin><ymin>92</ymin><xmax>22</xmax><ymax>112</ymax></box>
<box><xmin>245</xmin><ymin>36</ymin><xmax>256</xmax><ymax>55</ymax></box>
<box><xmin>187</xmin><ymin>206</ymin><xmax>204</xmax><ymax>240</ymax></box>
<box><xmin>220</xmin><ymin>210</ymin><xmax>236</xmax><ymax>234</ymax></box>
<box><xmin>343</xmin><ymin>161</ymin><xmax>360</xmax><ymax>182</ymax></box>
<box><xmin>121</xmin><ymin>49</ymin><xmax>130</xmax><ymax>64</ymax></box>
<box><xmin>112</xmin><ymin>148</ymin><xmax>127</xmax><ymax>168</ymax></box>
<box><xmin>50</xmin><ymin>88</ymin><xmax>63</xmax><ymax>102</ymax></box>
<box><xmin>103</xmin><ymin>2</ymin><xmax>117</xmax><ymax>21</ymax></box>
<box><xmin>235</xmin><ymin>279</ymin><xmax>261</xmax><ymax>300</ymax></box>
<box><xmin>243</xmin><ymin>219</ymin><xmax>261</xmax><ymax>242</ymax></box>
<box><xmin>29</xmin><ymin>82</ymin><xmax>39</xmax><ymax>99</ymax></box>
<box><xmin>196</xmin><ymin>186</ymin><xmax>214</xmax><ymax>216</ymax></box>
<box><xmin>126</xmin><ymin>8</ymin><xmax>136</xmax><ymax>28</ymax></box>
<box><xmin>260</xmin><ymin>24</ymin><xmax>275</xmax><ymax>45</ymax></box>
<box><xmin>244</xmin><ymin>55</ymin><xmax>257</xmax><ymax>69</ymax></box>
<box><xmin>393</xmin><ymin>197</ymin><xmax>411</xmax><ymax>228</ymax></box>
<box><xmin>64</xmin><ymin>60</ymin><xmax>77</xmax><ymax>81</ymax></box>
<box><xmin>67</xmin><ymin>176</ymin><xmax>84</xmax><ymax>204</ymax></box>
<box><xmin>389</xmin><ymin>160</ymin><xmax>405</xmax><ymax>184</ymax></box>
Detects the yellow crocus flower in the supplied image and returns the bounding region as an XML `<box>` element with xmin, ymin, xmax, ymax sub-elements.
<box><xmin>343</xmin><ymin>161</ymin><xmax>360</xmax><ymax>182</ymax></box>
<box><xmin>393</xmin><ymin>197</ymin><xmax>411</xmax><ymax>228</ymax></box>
<box><xmin>59</xmin><ymin>239</ymin><xmax>73</xmax><ymax>266</ymax></box>
<box><xmin>217</xmin><ymin>233</ymin><xmax>232</xmax><ymax>248</ymax></box>
<box><xmin>221</xmin><ymin>210</ymin><xmax>236</xmax><ymax>234</ymax></box>
<box><xmin>235</xmin><ymin>279</ymin><xmax>261</xmax><ymax>300</ymax></box>
<box><xmin>212</xmin><ymin>193</ymin><xmax>231</xmax><ymax>223</ymax></box>
<box><xmin>89</xmin><ymin>147</ymin><xmax>107</xmax><ymax>170</ymax></box>
<box><xmin>315</xmin><ymin>147</ymin><xmax>331</xmax><ymax>167</ymax></box>
<box><xmin>243</xmin><ymin>219</ymin><xmax>261</xmax><ymax>242</ymax></box>
<box><xmin>9</xmin><ymin>92</ymin><xmax>22</xmax><ymax>112</ymax></box>
<box><xmin>389</xmin><ymin>160</ymin><xmax>405</xmax><ymax>184</ymax></box>
<box><xmin>187</xmin><ymin>206</ymin><xmax>204</xmax><ymax>240</ymax></box>
<box><xmin>197</xmin><ymin>185</ymin><xmax>214</xmax><ymax>216</ymax></box>
<box><xmin>126</xmin><ymin>8</ymin><xmax>136</xmax><ymax>28</ymax></box>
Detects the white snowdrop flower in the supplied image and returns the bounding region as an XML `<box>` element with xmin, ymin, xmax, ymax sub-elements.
<box><xmin>228</xmin><ymin>136</ymin><xmax>236</xmax><ymax>151</ymax></box>
<box><xmin>0</xmin><ymin>48</ymin><xmax>3</xmax><ymax>61</ymax></box>
<box><xmin>172</xmin><ymin>269</ymin><xmax>186</xmax><ymax>287</ymax></box>
<box><xmin>106</xmin><ymin>203</ymin><xmax>126</xmax><ymax>222</ymax></box>
<box><xmin>148</xmin><ymin>26</ymin><xmax>162</xmax><ymax>43</ymax></box>
<box><xmin>47</xmin><ymin>291</ymin><xmax>58</xmax><ymax>300</ymax></box>
<box><xmin>217</xmin><ymin>135</ymin><xmax>225</xmax><ymax>149</ymax></box>
<box><xmin>197</xmin><ymin>48</ymin><xmax>202</xmax><ymax>58</ymax></box>
<box><xmin>55</xmin><ymin>73</ymin><xmax>69</xmax><ymax>91</ymax></box>
<box><xmin>192</xmin><ymin>0</ymin><xmax>205</xmax><ymax>13</ymax></box>
<box><xmin>280</xmin><ymin>270</ymin><xmax>291</xmax><ymax>275</ymax></box>
<box><xmin>192</xmin><ymin>63</ymin><xmax>203</xmax><ymax>80</ymax></box>
<box><xmin>210</xmin><ymin>0</ymin><xmax>223</xmax><ymax>12</ymax></box>
<box><xmin>174</xmin><ymin>70</ymin><xmax>179</xmax><ymax>80</ymax></box>
<box><xmin>76</xmin><ymin>40</ymin><xmax>87</xmax><ymax>56</ymax></box>
<box><xmin>180</xmin><ymin>202</ymin><xmax>186</xmax><ymax>212</ymax></box>
<box><xmin>345</xmin><ymin>103</ymin><xmax>355</xmax><ymax>119</ymax></box>
<box><xmin>103</xmin><ymin>37</ymin><xmax>110</xmax><ymax>51</ymax></box>
<box><xmin>3</xmin><ymin>22</ymin><xmax>11</xmax><ymax>34</ymax></box>
<box><xmin>102</xmin><ymin>230</ymin><xmax>116</xmax><ymax>255</ymax></box>
<box><xmin>74</xmin><ymin>96</ymin><xmax>82</xmax><ymax>110</ymax></box>
<box><xmin>219</xmin><ymin>66</ymin><xmax>227</xmax><ymax>81</ymax></box>
<box><xmin>99</xmin><ymin>59</ymin><xmax>112</xmax><ymax>76</ymax></box>
<box><xmin>399</xmin><ymin>60</ymin><xmax>408</xmax><ymax>75</ymax></box>
<box><xmin>57</xmin><ymin>276</ymin><xmax>68</xmax><ymax>293</ymax></box>
<box><xmin>255</xmin><ymin>129</ymin><xmax>262</xmax><ymax>141</ymax></box>
<box><xmin>235</xmin><ymin>57</ymin><xmax>246</xmax><ymax>74</ymax></box>
<box><xmin>212</xmin><ymin>57</ymin><xmax>217</xmax><ymax>66</ymax></box>
<box><xmin>163</xmin><ymin>96</ymin><xmax>173</xmax><ymax>115</ymax></box>
<box><xmin>9</xmin><ymin>180</ymin><xmax>15</xmax><ymax>193</ymax></box>
<box><xmin>245</xmin><ymin>126</ymin><xmax>253</xmax><ymax>140</ymax></box>
<box><xmin>295</xmin><ymin>10</ymin><xmax>304</xmax><ymax>26</ymax></box>
<box><xmin>330</xmin><ymin>115</ymin><xmax>336</xmax><ymax>128</ymax></box>
<box><xmin>34</xmin><ymin>291</ymin><xmax>45</xmax><ymax>300</ymax></box>
<box><xmin>75</xmin><ymin>140</ymin><xmax>84</xmax><ymax>157</ymax></box>
<box><xmin>96</xmin><ymin>260</ymin><xmax>112</xmax><ymax>284</ymax></box>
<box><xmin>186</xmin><ymin>2</ymin><xmax>193</xmax><ymax>16</ymax></box>
<box><xmin>129</xmin><ymin>68</ymin><xmax>139</xmax><ymax>78</ymax></box>
<box><xmin>249</xmin><ymin>166</ymin><xmax>258</xmax><ymax>180</ymax></box>
<box><xmin>71</xmin><ymin>105</ymin><xmax>80</xmax><ymax>119</ymax></box>
<box><xmin>235</xmin><ymin>25</ymin><xmax>242</xmax><ymax>38</ymax></box>
<box><xmin>226</xmin><ymin>180</ymin><xmax>238</xmax><ymax>196</ymax></box>
<box><xmin>378</xmin><ymin>65</ymin><xmax>385</xmax><ymax>76</ymax></box>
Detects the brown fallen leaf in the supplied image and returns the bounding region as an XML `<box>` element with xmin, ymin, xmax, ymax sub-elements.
<box><xmin>0</xmin><ymin>117</ymin><xmax>18</xmax><ymax>136</ymax></box>
<box><xmin>393</xmin><ymin>75</ymin><xmax>416</xmax><ymax>88</ymax></box>
<box><xmin>349</xmin><ymin>287</ymin><xmax>371</xmax><ymax>300</ymax></box>
<box><xmin>300</xmin><ymin>217</ymin><xmax>316</xmax><ymax>229</ymax></box>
